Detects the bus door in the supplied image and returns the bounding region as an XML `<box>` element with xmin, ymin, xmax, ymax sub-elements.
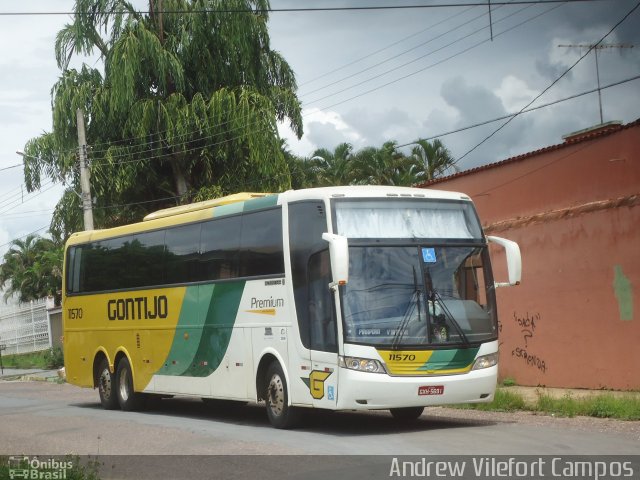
<box><xmin>307</xmin><ymin>250</ymin><xmax>339</xmax><ymax>408</ymax></box>
<box><xmin>288</xmin><ymin>201</ymin><xmax>338</xmax><ymax>408</ymax></box>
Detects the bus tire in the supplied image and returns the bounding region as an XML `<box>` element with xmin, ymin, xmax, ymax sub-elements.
<box><xmin>390</xmin><ymin>406</ymin><xmax>424</xmax><ymax>422</ymax></box>
<box><xmin>265</xmin><ymin>362</ymin><xmax>300</xmax><ymax>429</ymax></box>
<box><xmin>115</xmin><ymin>357</ymin><xmax>145</xmax><ymax>411</ymax></box>
<box><xmin>97</xmin><ymin>358</ymin><xmax>119</xmax><ymax>410</ymax></box>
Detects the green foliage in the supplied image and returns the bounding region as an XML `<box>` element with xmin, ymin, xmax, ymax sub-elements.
<box><xmin>501</xmin><ymin>377</ymin><xmax>517</xmax><ymax>387</ymax></box>
<box><xmin>536</xmin><ymin>394</ymin><xmax>640</xmax><ymax>420</ymax></box>
<box><xmin>45</xmin><ymin>347</ymin><xmax>65</xmax><ymax>369</ymax></box>
<box><xmin>411</xmin><ymin>138</ymin><xmax>457</xmax><ymax>182</ymax></box>
<box><xmin>0</xmin><ymin>235</ymin><xmax>63</xmax><ymax>304</ymax></box>
<box><xmin>452</xmin><ymin>388</ymin><xmax>640</xmax><ymax>420</ymax></box>
<box><xmin>456</xmin><ymin>389</ymin><xmax>527</xmax><ymax>412</ymax></box>
<box><xmin>1</xmin><ymin>350</ymin><xmax>51</xmax><ymax>369</ymax></box>
<box><xmin>287</xmin><ymin>138</ymin><xmax>457</xmax><ymax>188</ymax></box>
<box><xmin>22</xmin><ymin>0</ymin><xmax>302</xmax><ymax>240</ymax></box>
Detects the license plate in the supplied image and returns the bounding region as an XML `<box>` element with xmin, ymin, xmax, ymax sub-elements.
<box><xmin>418</xmin><ymin>385</ymin><xmax>444</xmax><ymax>396</ymax></box>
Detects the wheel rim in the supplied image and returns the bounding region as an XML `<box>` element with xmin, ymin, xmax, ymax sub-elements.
<box><xmin>119</xmin><ymin>367</ymin><xmax>130</xmax><ymax>402</ymax></box>
<box><xmin>267</xmin><ymin>373</ymin><xmax>285</xmax><ymax>417</ymax></box>
<box><xmin>99</xmin><ymin>368</ymin><xmax>112</xmax><ymax>399</ymax></box>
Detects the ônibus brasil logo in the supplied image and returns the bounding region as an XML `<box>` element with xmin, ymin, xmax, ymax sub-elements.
<box><xmin>8</xmin><ymin>456</ymin><xmax>73</xmax><ymax>479</ymax></box>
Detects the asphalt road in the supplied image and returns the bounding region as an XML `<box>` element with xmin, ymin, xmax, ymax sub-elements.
<box><xmin>1</xmin><ymin>381</ymin><xmax>638</xmax><ymax>479</ymax></box>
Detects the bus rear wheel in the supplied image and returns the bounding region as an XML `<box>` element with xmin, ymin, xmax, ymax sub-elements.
<box><xmin>97</xmin><ymin>358</ymin><xmax>119</xmax><ymax>410</ymax></box>
<box><xmin>265</xmin><ymin>362</ymin><xmax>300</xmax><ymax>429</ymax></box>
<box><xmin>390</xmin><ymin>407</ymin><xmax>424</xmax><ymax>422</ymax></box>
<box><xmin>115</xmin><ymin>357</ymin><xmax>145</xmax><ymax>411</ymax></box>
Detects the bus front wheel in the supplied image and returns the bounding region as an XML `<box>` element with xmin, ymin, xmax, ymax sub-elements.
<box><xmin>115</xmin><ymin>357</ymin><xmax>145</xmax><ymax>411</ymax></box>
<box><xmin>97</xmin><ymin>358</ymin><xmax>119</xmax><ymax>410</ymax></box>
<box><xmin>390</xmin><ymin>407</ymin><xmax>424</xmax><ymax>422</ymax></box>
<box><xmin>265</xmin><ymin>362</ymin><xmax>300</xmax><ymax>429</ymax></box>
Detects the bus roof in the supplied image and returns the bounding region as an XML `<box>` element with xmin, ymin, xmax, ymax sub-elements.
<box><xmin>65</xmin><ymin>186</ymin><xmax>472</xmax><ymax>246</ymax></box>
<box><xmin>278</xmin><ymin>185</ymin><xmax>471</xmax><ymax>203</ymax></box>
<box><xmin>143</xmin><ymin>192</ymin><xmax>271</xmax><ymax>221</ymax></box>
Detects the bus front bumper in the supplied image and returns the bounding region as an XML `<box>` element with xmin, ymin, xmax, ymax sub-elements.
<box><xmin>335</xmin><ymin>365</ymin><xmax>498</xmax><ymax>410</ymax></box>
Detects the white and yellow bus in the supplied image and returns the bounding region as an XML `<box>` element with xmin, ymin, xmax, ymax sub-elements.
<box><xmin>63</xmin><ymin>186</ymin><xmax>521</xmax><ymax>428</ymax></box>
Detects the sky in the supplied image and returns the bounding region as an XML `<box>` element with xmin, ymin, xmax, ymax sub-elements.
<box><xmin>0</xmin><ymin>0</ymin><xmax>639</xmax><ymax>256</ymax></box>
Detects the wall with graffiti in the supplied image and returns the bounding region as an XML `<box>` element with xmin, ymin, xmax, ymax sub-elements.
<box><xmin>422</xmin><ymin>121</ymin><xmax>639</xmax><ymax>390</ymax></box>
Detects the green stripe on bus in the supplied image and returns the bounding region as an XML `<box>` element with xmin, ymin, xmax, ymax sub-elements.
<box><xmin>157</xmin><ymin>285</ymin><xmax>210</xmax><ymax>376</ymax></box>
<box><xmin>419</xmin><ymin>347</ymin><xmax>479</xmax><ymax>371</ymax></box>
<box><xmin>213</xmin><ymin>202</ymin><xmax>244</xmax><ymax>218</ymax></box>
<box><xmin>242</xmin><ymin>195</ymin><xmax>278</xmax><ymax>212</ymax></box>
<box><xmin>181</xmin><ymin>281</ymin><xmax>245</xmax><ymax>377</ymax></box>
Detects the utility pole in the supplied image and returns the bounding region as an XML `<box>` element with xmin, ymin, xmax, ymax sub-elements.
<box><xmin>76</xmin><ymin>108</ymin><xmax>94</xmax><ymax>231</ymax></box>
<box><xmin>558</xmin><ymin>44</ymin><xmax>635</xmax><ymax>124</ymax></box>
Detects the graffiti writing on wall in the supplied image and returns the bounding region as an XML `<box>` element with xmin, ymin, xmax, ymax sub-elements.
<box><xmin>511</xmin><ymin>311</ymin><xmax>548</xmax><ymax>373</ymax></box>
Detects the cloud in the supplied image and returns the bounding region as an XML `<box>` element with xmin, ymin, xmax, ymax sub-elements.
<box><xmin>494</xmin><ymin>75</ymin><xmax>537</xmax><ymax>113</ymax></box>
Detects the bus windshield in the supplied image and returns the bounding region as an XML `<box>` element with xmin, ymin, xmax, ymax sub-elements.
<box><xmin>341</xmin><ymin>246</ymin><xmax>497</xmax><ymax>347</ymax></box>
<box><xmin>333</xmin><ymin>198</ymin><xmax>495</xmax><ymax>348</ymax></box>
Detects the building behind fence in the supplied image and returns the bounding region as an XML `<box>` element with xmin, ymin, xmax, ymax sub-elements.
<box><xmin>0</xmin><ymin>298</ymin><xmax>62</xmax><ymax>355</ymax></box>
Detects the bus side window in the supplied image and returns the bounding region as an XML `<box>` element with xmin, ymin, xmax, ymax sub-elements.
<box><xmin>308</xmin><ymin>250</ymin><xmax>337</xmax><ymax>353</ymax></box>
<box><xmin>288</xmin><ymin>201</ymin><xmax>328</xmax><ymax>350</ymax></box>
<box><xmin>165</xmin><ymin>223</ymin><xmax>201</xmax><ymax>284</ymax></box>
<box><xmin>200</xmin><ymin>216</ymin><xmax>241</xmax><ymax>281</ymax></box>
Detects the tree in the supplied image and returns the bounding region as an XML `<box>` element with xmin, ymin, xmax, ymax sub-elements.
<box><xmin>410</xmin><ymin>138</ymin><xmax>457</xmax><ymax>182</ymax></box>
<box><xmin>352</xmin><ymin>141</ymin><xmax>418</xmax><ymax>186</ymax></box>
<box><xmin>308</xmin><ymin>143</ymin><xmax>355</xmax><ymax>186</ymax></box>
<box><xmin>22</xmin><ymin>0</ymin><xmax>303</xmax><ymax>241</ymax></box>
<box><xmin>0</xmin><ymin>235</ymin><xmax>63</xmax><ymax>305</ymax></box>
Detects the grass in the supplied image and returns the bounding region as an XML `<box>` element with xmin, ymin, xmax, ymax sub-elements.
<box><xmin>0</xmin><ymin>347</ymin><xmax>64</xmax><ymax>370</ymax></box>
<box><xmin>451</xmin><ymin>388</ymin><xmax>640</xmax><ymax>421</ymax></box>
<box><xmin>536</xmin><ymin>393</ymin><xmax>640</xmax><ymax>421</ymax></box>
<box><xmin>455</xmin><ymin>388</ymin><xmax>527</xmax><ymax>412</ymax></box>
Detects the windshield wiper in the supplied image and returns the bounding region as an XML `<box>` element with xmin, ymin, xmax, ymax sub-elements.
<box><xmin>424</xmin><ymin>267</ymin><xmax>470</xmax><ymax>346</ymax></box>
<box><xmin>391</xmin><ymin>266</ymin><xmax>422</xmax><ymax>349</ymax></box>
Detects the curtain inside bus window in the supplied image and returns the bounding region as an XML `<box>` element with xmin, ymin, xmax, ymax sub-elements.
<box><xmin>334</xmin><ymin>200</ymin><xmax>481</xmax><ymax>239</ymax></box>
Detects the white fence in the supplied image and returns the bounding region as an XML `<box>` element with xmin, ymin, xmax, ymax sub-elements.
<box><xmin>0</xmin><ymin>298</ymin><xmax>51</xmax><ymax>355</ymax></box>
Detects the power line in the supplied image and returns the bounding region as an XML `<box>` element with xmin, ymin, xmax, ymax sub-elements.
<box><xmin>453</xmin><ymin>0</ymin><xmax>640</xmax><ymax>166</ymax></box>
<box><xmin>0</xmin><ymin>226</ymin><xmax>50</xmax><ymax>252</ymax></box>
<box><xmin>300</xmin><ymin>4</ymin><xmax>504</xmax><ymax>98</ymax></box>
<box><xmin>0</xmin><ymin>1</ymin><xmax>605</xmax><ymax>16</ymax></box>
<box><xmin>0</xmin><ymin>163</ymin><xmax>22</xmax><ymax>172</ymax></box>
<box><xmin>86</xmin><ymin>0</ymin><xmax>557</xmax><ymax>168</ymax></box>
<box><xmin>316</xmin><ymin>0</ymin><xmax>563</xmax><ymax>112</ymax></box>
<box><xmin>304</xmin><ymin>2</ymin><xmax>533</xmax><ymax>105</ymax></box>
<box><xmin>396</xmin><ymin>74</ymin><xmax>640</xmax><ymax>148</ymax></box>
<box><xmin>298</xmin><ymin>4</ymin><xmax>480</xmax><ymax>89</ymax></box>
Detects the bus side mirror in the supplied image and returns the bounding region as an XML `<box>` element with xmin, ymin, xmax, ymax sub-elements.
<box><xmin>322</xmin><ymin>233</ymin><xmax>349</xmax><ymax>289</ymax></box>
<box><xmin>487</xmin><ymin>236</ymin><xmax>522</xmax><ymax>288</ymax></box>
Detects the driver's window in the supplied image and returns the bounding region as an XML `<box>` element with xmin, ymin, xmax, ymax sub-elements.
<box><xmin>308</xmin><ymin>250</ymin><xmax>337</xmax><ymax>352</ymax></box>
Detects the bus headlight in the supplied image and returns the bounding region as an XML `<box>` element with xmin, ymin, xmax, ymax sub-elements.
<box><xmin>471</xmin><ymin>352</ymin><xmax>499</xmax><ymax>370</ymax></box>
<box><xmin>339</xmin><ymin>356</ymin><xmax>386</xmax><ymax>374</ymax></box>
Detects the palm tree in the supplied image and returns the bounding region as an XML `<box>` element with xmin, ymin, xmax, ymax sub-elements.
<box><xmin>0</xmin><ymin>235</ymin><xmax>63</xmax><ymax>304</ymax></box>
<box><xmin>352</xmin><ymin>141</ymin><xmax>419</xmax><ymax>186</ymax></box>
<box><xmin>309</xmin><ymin>143</ymin><xmax>355</xmax><ymax>186</ymax></box>
<box><xmin>411</xmin><ymin>138</ymin><xmax>457</xmax><ymax>182</ymax></box>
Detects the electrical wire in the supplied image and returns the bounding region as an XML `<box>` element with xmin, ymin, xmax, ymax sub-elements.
<box><xmin>0</xmin><ymin>1</ymin><xmax>605</xmax><ymax>16</ymax></box>
<box><xmin>84</xmin><ymin>1</ymin><xmax>558</xmax><ymax>168</ymax></box>
<box><xmin>395</xmin><ymin>74</ymin><xmax>640</xmax><ymax>148</ymax></box>
<box><xmin>453</xmin><ymin>0</ymin><xmax>640</xmax><ymax>165</ymax></box>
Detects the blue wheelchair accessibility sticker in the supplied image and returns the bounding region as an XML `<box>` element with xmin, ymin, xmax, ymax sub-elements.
<box><xmin>327</xmin><ymin>385</ymin><xmax>335</xmax><ymax>401</ymax></box>
<box><xmin>422</xmin><ymin>247</ymin><xmax>437</xmax><ymax>263</ymax></box>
